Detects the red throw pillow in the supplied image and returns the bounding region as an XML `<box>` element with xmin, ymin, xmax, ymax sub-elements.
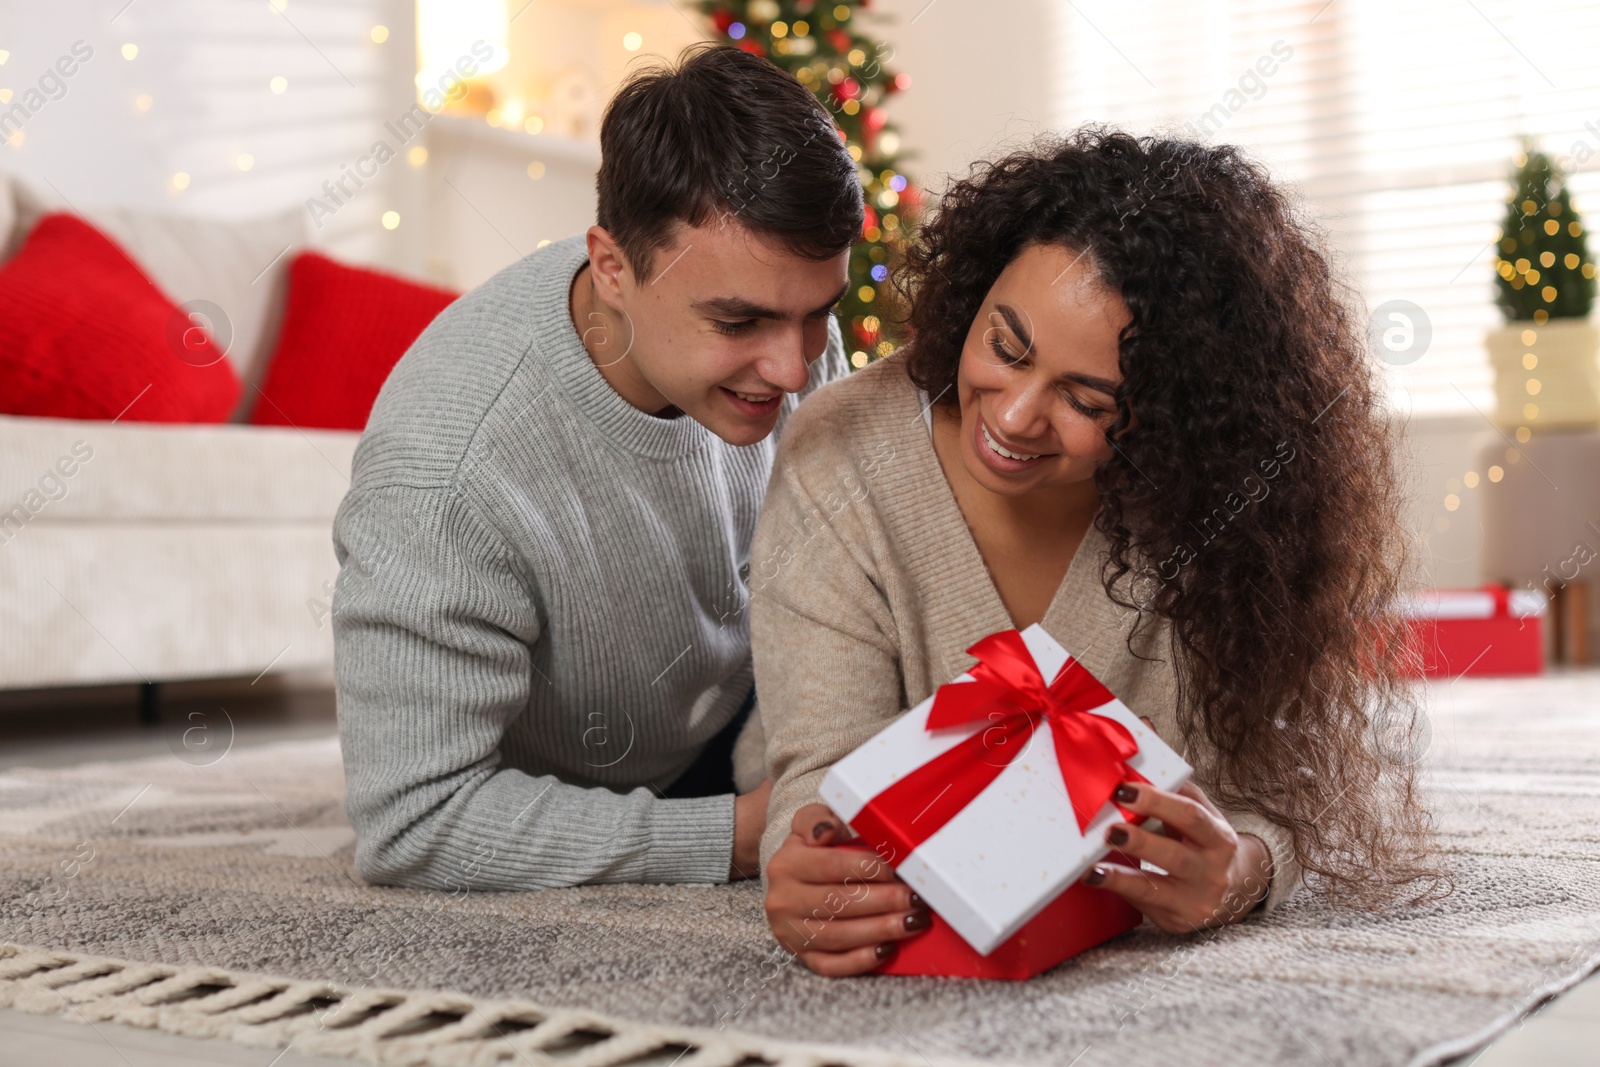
<box><xmin>250</xmin><ymin>251</ymin><xmax>458</xmax><ymax>430</ymax></box>
<box><xmin>0</xmin><ymin>213</ymin><xmax>240</xmax><ymax>423</ymax></box>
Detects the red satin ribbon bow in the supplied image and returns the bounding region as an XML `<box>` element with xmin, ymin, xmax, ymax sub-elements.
<box><xmin>849</xmin><ymin>629</ymin><xmax>1148</xmax><ymax>865</ymax></box>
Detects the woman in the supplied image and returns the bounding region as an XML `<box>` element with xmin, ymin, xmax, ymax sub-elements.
<box><xmin>747</xmin><ymin>127</ymin><xmax>1448</xmax><ymax>977</ymax></box>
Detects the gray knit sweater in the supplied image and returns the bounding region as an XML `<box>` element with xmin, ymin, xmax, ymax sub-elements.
<box><xmin>331</xmin><ymin>235</ymin><xmax>847</xmax><ymax>891</ymax></box>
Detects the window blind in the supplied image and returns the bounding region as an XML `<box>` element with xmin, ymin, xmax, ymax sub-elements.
<box><xmin>14</xmin><ymin>0</ymin><xmax>419</xmax><ymax>267</ymax></box>
<box><xmin>1050</xmin><ymin>0</ymin><xmax>1600</xmax><ymax>416</ymax></box>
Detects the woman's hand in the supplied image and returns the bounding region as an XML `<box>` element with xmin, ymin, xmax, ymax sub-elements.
<box><xmin>764</xmin><ymin>803</ymin><xmax>932</xmax><ymax>976</ymax></box>
<box><xmin>1080</xmin><ymin>778</ymin><xmax>1273</xmax><ymax>933</ymax></box>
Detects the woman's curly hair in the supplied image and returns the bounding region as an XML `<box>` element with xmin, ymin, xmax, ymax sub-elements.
<box><xmin>894</xmin><ymin>125</ymin><xmax>1450</xmax><ymax>910</ymax></box>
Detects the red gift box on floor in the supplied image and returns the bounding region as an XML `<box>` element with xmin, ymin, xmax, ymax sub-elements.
<box><xmin>818</xmin><ymin>624</ymin><xmax>1190</xmax><ymax>980</ymax></box>
<box><xmin>1397</xmin><ymin>584</ymin><xmax>1546</xmax><ymax>677</ymax></box>
<box><xmin>831</xmin><ymin>838</ymin><xmax>1145</xmax><ymax>980</ymax></box>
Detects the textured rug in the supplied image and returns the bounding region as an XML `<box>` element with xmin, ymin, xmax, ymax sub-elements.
<box><xmin>3</xmin><ymin>673</ymin><xmax>1599</xmax><ymax>1067</ymax></box>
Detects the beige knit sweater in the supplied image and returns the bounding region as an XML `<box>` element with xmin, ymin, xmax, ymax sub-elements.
<box><xmin>747</xmin><ymin>354</ymin><xmax>1303</xmax><ymax>914</ymax></box>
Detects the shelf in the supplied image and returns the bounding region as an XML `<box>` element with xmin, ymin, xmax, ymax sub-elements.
<box><xmin>426</xmin><ymin>112</ymin><xmax>601</xmax><ymax>168</ymax></box>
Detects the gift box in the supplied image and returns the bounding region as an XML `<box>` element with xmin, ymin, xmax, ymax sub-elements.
<box><xmin>819</xmin><ymin>623</ymin><xmax>1192</xmax><ymax>979</ymax></box>
<box><xmin>829</xmin><ymin>837</ymin><xmax>1145</xmax><ymax>979</ymax></box>
<box><xmin>1396</xmin><ymin>584</ymin><xmax>1546</xmax><ymax>677</ymax></box>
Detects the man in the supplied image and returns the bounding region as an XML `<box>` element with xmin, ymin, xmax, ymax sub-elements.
<box><xmin>331</xmin><ymin>44</ymin><xmax>863</xmax><ymax>891</ymax></box>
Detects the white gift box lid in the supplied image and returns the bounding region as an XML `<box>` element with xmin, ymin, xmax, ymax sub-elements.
<box><xmin>1395</xmin><ymin>587</ymin><xmax>1547</xmax><ymax>619</ymax></box>
<box><xmin>820</xmin><ymin>623</ymin><xmax>1192</xmax><ymax>955</ymax></box>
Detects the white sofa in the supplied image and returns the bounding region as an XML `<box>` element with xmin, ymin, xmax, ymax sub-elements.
<box><xmin>0</xmin><ymin>172</ymin><xmax>362</xmax><ymax>692</ymax></box>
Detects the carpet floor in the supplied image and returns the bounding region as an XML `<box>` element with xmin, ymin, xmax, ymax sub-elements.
<box><xmin>2</xmin><ymin>673</ymin><xmax>1598</xmax><ymax>1067</ymax></box>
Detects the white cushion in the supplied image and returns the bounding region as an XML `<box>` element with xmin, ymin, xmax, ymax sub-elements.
<box><xmin>0</xmin><ymin>414</ymin><xmax>359</xmax><ymax>523</ymax></box>
<box><xmin>3</xmin><ymin>175</ymin><xmax>308</xmax><ymax>420</ymax></box>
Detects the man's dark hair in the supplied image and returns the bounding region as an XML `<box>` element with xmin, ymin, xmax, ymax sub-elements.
<box><xmin>596</xmin><ymin>44</ymin><xmax>864</xmax><ymax>281</ymax></box>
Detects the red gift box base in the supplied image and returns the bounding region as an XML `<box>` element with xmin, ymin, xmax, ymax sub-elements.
<box><xmin>834</xmin><ymin>839</ymin><xmax>1144</xmax><ymax>980</ymax></box>
<box><xmin>1403</xmin><ymin>617</ymin><xmax>1542</xmax><ymax>677</ymax></box>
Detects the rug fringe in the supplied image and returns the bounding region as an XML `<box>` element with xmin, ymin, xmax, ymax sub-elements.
<box><xmin>0</xmin><ymin>943</ymin><xmax>940</xmax><ymax>1067</ymax></box>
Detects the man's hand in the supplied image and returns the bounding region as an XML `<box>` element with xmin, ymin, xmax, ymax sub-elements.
<box><xmin>763</xmin><ymin>803</ymin><xmax>930</xmax><ymax>976</ymax></box>
<box><xmin>729</xmin><ymin>779</ymin><xmax>772</xmax><ymax>880</ymax></box>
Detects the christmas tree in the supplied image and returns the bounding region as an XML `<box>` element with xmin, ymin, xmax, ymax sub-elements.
<box><xmin>698</xmin><ymin>0</ymin><xmax>922</xmax><ymax>365</ymax></box>
<box><xmin>1495</xmin><ymin>141</ymin><xmax>1596</xmax><ymax>323</ymax></box>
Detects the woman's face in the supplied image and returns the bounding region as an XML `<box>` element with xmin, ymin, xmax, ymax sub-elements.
<box><xmin>952</xmin><ymin>242</ymin><xmax>1131</xmax><ymax>498</ymax></box>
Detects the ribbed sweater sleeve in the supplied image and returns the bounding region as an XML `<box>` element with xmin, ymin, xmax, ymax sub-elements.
<box><xmin>748</xmin><ymin>410</ymin><xmax>909</xmax><ymax>881</ymax></box>
<box><xmin>332</xmin><ymin>482</ymin><xmax>735</xmax><ymax>891</ymax></box>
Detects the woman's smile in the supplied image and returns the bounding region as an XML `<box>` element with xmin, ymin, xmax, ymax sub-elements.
<box><xmin>972</xmin><ymin>412</ymin><xmax>1055</xmax><ymax>474</ymax></box>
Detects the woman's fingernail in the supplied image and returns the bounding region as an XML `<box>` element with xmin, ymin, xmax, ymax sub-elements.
<box><xmin>812</xmin><ymin>821</ymin><xmax>836</xmax><ymax>840</ymax></box>
<box><xmin>1106</xmin><ymin>826</ymin><xmax>1129</xmax><ymax>847</ymax></box>
<box><xmin>875</xmin><ymin>941</ymin><xmax>898</xmax><ymax>961</ymax></box>
<box><xmin>1084</xmin><ymin>865</ymin><xmax>1107</xmax><ymax>886</ymax></box>
<box><xmin>1114</xmin><ymin>784</ymin><xmax>1139</xmax><ymax>804</ymax></box>
<box><xmin>908</xmin><ymin>891</ymin><xmax>925</xmax><ymax>909</ymax></box>
<box><xmin>904</xmin><ymin>910</ymin><xmax>931</xmax><ymax>932</ymax></box>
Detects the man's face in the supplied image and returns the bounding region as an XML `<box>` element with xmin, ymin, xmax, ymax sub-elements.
<box><xmin>585</xmin><ymin>219</ymin><xmax>851</xmax><ymax>447</ymax></box>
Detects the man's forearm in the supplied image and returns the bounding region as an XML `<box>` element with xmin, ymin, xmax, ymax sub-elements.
<box><xmin>349</xmin><ymin>764</ymin><xmax>737</xmax><ymax>891</ymax></box>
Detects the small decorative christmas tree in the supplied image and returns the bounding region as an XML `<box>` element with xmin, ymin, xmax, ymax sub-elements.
<box><xmin>698</xmin><ymin>0</ymin><xmax>922</xmax><ymax>365</ymax></box>
<box><xmin>1495</xmin><ymin>141</ymin><xmax>1596</xmax><ymax>324</ymax></box>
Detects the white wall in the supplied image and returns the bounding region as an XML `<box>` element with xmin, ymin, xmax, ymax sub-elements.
<box><xmin>867</xmin><ymin>0</ymin><xmax>1059</xmax><ymax>197</ymax></box>
<box><xmin>421</xmin><ymin>116</ymin><xmax>600</xmax><ymax>290</ymax></box>
<box><xmin>414</xmin><ymin>0</ymin><xmax>706</xmax><ymax>290</ymax></box>
<box><xmin>1397</xmin><ymin>417</ymin><xmax>1500</xmax><ymax>588</ymax></box>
